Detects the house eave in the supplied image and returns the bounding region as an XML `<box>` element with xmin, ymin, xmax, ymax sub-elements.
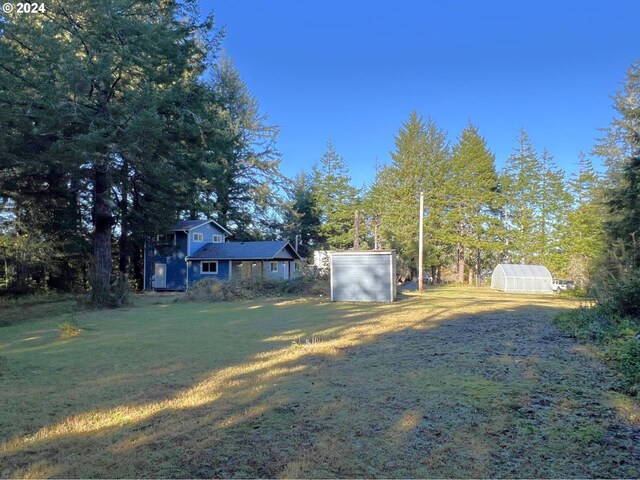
<box><xmin>187</xmin><ymin>256</ymin><xmax>295</xmax><ymax>261</ymax></box>
<box><xmin>171</xmin><ymin>219</ymin><xmax>232</xmax><ymax>236</ymax></box>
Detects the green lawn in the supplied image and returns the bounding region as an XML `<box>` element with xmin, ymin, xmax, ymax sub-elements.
<box><xmin>1</xmin><ymin>288</ymin><xmax>639</xmax><ymax>478</ymax></box>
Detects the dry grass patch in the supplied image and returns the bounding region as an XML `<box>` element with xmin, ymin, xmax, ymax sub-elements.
<box><xmin>1</xmin><ymin>287</ymin><xmax>639</xmax><ymax>478</ymax></box>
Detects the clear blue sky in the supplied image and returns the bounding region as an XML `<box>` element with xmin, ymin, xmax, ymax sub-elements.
<box><xmin>202</xmin><ymin>0</ymin><xmax>640</xmax><ymax>187</ymax></box>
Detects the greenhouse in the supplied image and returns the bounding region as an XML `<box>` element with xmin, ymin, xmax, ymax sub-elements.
<box><xmin>490</xmin><ymin>264</ymin><xmax>553</xmax><ymax>293</ymax></box>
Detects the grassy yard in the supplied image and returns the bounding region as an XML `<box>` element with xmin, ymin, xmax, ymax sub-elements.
<box><xmin>1</xmin><ymin>287</ymin><xmax>639</xmax><ymax>478</ymax></box>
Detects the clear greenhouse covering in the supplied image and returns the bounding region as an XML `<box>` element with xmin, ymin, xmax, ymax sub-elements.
<box><xmin>491</xmin><ymin>264</ymin><xmax>553</xmax><ymax>293</ymax></box>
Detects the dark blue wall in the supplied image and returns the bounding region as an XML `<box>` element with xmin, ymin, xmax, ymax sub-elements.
<box><xmin>188</xmin><ymin>260</ymin><xmax>231</xmax><ymax>287</ymax></box>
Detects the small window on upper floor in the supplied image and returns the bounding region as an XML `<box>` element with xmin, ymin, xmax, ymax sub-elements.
<box><xmin>193</xmin><ymin>232</ymin><xmax>203</xmax><ymax>242</ymax></box>
<box><xmin>213</xmin><ymin>234</ymin><xmax>223</xmax><ymax>243</ymax></box>
<box><xmin>156</xmin><ymin>233</ymin><xmax>175</xmax><ymax>245</ymax></box>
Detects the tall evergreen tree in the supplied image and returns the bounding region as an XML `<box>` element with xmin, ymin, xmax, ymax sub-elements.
<box><xmin>0</xmin><ymin>1</ymin><xmax>220</xmax><ymax>303</ymax></box>
<box><xmin>311</xmin><ymin>141</ymin><xmax>359</xmax><ymax>250</ymax></box>
<box><xmin>563</xmin><ymin>152</ymin><xmax>606</xmax><ymax>287</ymax></box>
<box><xmin>501</xmin><ymin>129</ymin><xmax>544</xmax><ymax>264</ymax></box>
<box><xmin>537</xmin><ymin>148</ymin><xmax>572</xmax><ymax>274</ymax></box>
<box><xmin>445</xmin><ymin>122</ymin><xmax>502</xmax><ymax>283</ymax></box>
<box><xmin>369</xmin><ymin>112</ymin><xmax>450</xmax><ymax>280</ymax></box>
<box><xmin>203</xmin><ymin>56</ymin><xmax>282</xmax><ymax>238</ymax></box>
<box><xmin>281</xmin><ymin>171</ymin><xmax>321</xmax><ymax>258</ymax></box>
<box><xmin>600</xmin><ymin>62</ymin><xmax>640</xmax><ymax>266</ymax></box>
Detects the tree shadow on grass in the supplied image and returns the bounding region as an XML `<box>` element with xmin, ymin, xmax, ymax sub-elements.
<box><xmin>1</xmin><ymin>290</ymin><xmax>639</xmax><ymax>478</ymax></box>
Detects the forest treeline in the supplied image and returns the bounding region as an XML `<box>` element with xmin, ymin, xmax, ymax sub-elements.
<box><xmin>0</xmin><ymin>2</ymin><xmax>638</xmax><ymax>307</ymax></box>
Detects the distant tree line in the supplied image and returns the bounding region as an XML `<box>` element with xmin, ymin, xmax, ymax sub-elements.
<box><xmin>283</xmin><ymin>120</ymin><xmax>608</xmax><ymax>286</ymax></box>
<box><xmin>282</xmin><ymin>61</ymin><xmax>638</xmax><ymax>296</ymax></box>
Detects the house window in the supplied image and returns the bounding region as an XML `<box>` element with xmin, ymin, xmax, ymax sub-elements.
<box><xmin>213</xmin><ymin>234</ymin><xmax>223</xmax><ymax>243</ymax></box>
<box><xmin>193</xmin><ymin>232</ymin><xmax>204</xmax><ymax>242</ymax></box>
<box><xmin>293</xmin><ymin>262</ymin><xmax>298</xmax><ymax>272</ymax></box>
<box><xmin>156</xmin><ymin>233</ymin><xmax>175</xmax><ymax>244</ymax></box>
<box><xmin>201</xmin><ymin>261</ymin><xmax>218</xmax><ymax>274</ymax></box>
<box><xmin>270</xmin><ymin>261</ymin><xmax>278</xmax><ymax>272</ymax></box>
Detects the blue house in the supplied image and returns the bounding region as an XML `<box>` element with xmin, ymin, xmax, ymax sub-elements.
<box><xmin>143</xmin><ymin>219</ymin><xmax>302</xmax><ymax>291</ymax></box>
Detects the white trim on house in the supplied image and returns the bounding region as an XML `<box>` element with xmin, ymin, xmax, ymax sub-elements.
<box><xmin>213</xmin><ymin>234</ymin><xmax>223</xmax><ymax>243</ymax></box>
<box><xmin>201</xmin><ymin>261</ymin><xmax>218</xmax><ymax>274</ymax></box>
<box><xmin>154</xmin><ymin>263</ymin><xmax>167</xmax><ymax>289</ymax></box>
<box><xmin>175</xmin><ymin>219</ymin><xmax>232</xmax><ymax>237</ymax></box>
<box><xmin>193</xmin><ymin>232</ymin><xmax>204</xmax><ymax>242</ymax></box>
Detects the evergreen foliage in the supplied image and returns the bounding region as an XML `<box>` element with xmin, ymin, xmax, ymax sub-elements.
<box><xmin>446</xmin><ymin>122</ymin><xmax>502</xmax><ymax>283</ymax></box>
<box><xmin>563</xmin><ymin>153</ymin><xmax>606</xmax><ymax>288</ymax></box>
<box><xmin>0</xmin><ymin>1</ymin><xmax>282</xmax><ymax>301</ymax></box>
<box><xmin>281</xmin><ymin>172</ymin><xmax>321</xmax><ymax>257</ymax></box>
<box><xmin>369</xmin><ymin>112</ymin><xmax>450</xmax><ymax>279</ymax></box>
<box><xmin>311</xmin><ymin>141</ymin><xmax>359</xmax><ymax>250</ymax></box>
<box><xmin>501</xmin><ymin>129</ymin><xmax>545</xmax><ymax>264</ymax></box>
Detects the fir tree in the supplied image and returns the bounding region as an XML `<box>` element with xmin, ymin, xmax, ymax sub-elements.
<box><xmin>369</xmin><ymin>112</ymin><xmax>450</xmax><ymax>280</ymax></box>
<box><xmin>446</xmin><ymin>122</ymin><xmax>502</xmax><ymax>284</ymax></box>
<box><xmin>0</xmin><ymin>1</ymin><xmax>220</xmax><ymax>303</ymax></box>
<box><xmin>501</xmin><ymin>129</ymin><xmax>544</xmax><ymax>264</ymax></box>
<box><xmin>311</xmin><ymin>141</ymin><xmax>359</xmax><ymax>250</ymax></box>
<box><xmin>563</xmin><ymin>152</ymin><xmax>606</xmax><ymax>287</ymax></box>
<box><xmin>281</xmin><ymin>172</ymin><xmax>321</xmax><ymax>258</ymax></box>
<box><xmin>537</xmin><ymin>148</ymin><xmax>572</xmax><ymax>274</ymax></box>
<box><xmin>602</xmin><ymin>62</ymin><xmax>640</xmax><ymax>265</ymax></box>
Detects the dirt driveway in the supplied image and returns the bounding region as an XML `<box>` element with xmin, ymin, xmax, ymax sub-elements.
<box><xmin>223</xmin><ymin>289</ymin><xmax>640</xmax><ymax>478</ymax></box>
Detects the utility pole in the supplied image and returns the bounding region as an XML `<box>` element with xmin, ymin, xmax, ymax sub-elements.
<box><xmin>418</xmin><ymin>191</ymin><xmax>424</xmax><ymax>292</ymax></box>
<box><xmin>354</xmin><ymin>209</ymin><xmax>360</xmax><ymax>250</ymax></box>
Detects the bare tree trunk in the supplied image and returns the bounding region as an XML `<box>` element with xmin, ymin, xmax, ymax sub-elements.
<box><xmin>92</xmin><ymin>163</ymin><xmax>114</xmax><ymax>305</ymax></box>
<box><xmin>118</xmin><ymin>159</ymin><xmax>129</xmax><ymax>275</ymax></box>
<box><xmin>132</xmin><ymin>245</ymin><xmax>143</xmax><ymax>291</ymax></box>
<box><xmin>457</xmin><ymin>242</ymin><xmax>465</xmax><ymax>283</ymax></box>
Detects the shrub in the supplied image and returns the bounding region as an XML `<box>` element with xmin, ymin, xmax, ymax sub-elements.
<box><xmin>601</xmin><ymin>271</ymin><xmax>640</xmax><ymax>318</ymax></box>
<box><xmin>554</xmin><ymin>306</ymin><xmax>640</xmax><ymax>396</ymax></box>
<box><xmin>58</xmin><ymin>315</ymin><xmax>84</xmax><ymax>339</ymax></box>
<box><xmin>88</xmin><ymin>273</ymin><xmax>133</xmax><ymax>308</ymax></box>
<box><xmin>184</xmin><ymin>276</ymin><xmax>329</xmax><ymax>302</ymax></box>
<box><xmin>608</xmin><ymin>338</ymin><xmax>640</xmax><ymax>394</ymax></box>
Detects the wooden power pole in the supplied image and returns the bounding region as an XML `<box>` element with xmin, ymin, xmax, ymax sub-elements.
<box><xmin>354</xmin><ymin>209</ymin><xmax>360</xmax><ymax>250</ymax></box>
<box><xmin>418</xmin><ymin>191</ymin><xmax>424</xmax><ymax>292</ymax></box>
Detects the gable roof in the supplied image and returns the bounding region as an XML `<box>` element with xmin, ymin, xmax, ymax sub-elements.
<box><xmin>188</xmin><ymin>241</ymin><xmax>301</xmax><ymax>261</ymax></box>
<box><xmin>170</xmin><ymin>219</ymin><xmax>232</xmax><ymax>236</ymax></box>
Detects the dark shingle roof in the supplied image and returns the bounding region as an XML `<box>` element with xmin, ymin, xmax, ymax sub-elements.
<box><xmin>189</xmin><ymin>241</ymin><xmax>301</xmax><ymax>260</ymax></box>
<box><xmin>170</xmin><ymin>219</ymin><xmax>231</xmax><ymax>235</ymax></box>
<box><xmin>172</xmin><ymin>220</ymin><xmax>208</xmax><ymax>230</ymax></box>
